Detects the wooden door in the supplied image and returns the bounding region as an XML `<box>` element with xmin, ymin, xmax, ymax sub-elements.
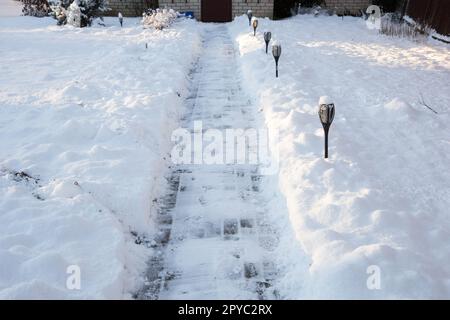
<box><xmin>201</xmin><ymin>0</ymin><xmax>232</xmax><ymax>22</ymax></box>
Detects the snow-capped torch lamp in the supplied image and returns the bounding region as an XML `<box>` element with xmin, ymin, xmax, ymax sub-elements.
<box><xmin>118</xmin><ymin>12</ymin><xmax>123</xmax><ymax>27</ymax></box>
<box><xmin>272</xmin><ymin>42</ymin><xmax>281</xmax><ymax>78</ymax></box>
<box><xmin>252</xmin><ymin>18</ymin><xmax>258</xmax><ymax>36</ymax></box>
<box><xmin>247</xmin><ymin>10</ymin><xmax>253</xmax><ymax>26</ymax></box>
<box><xmin>264</xmin><ymin>32</ymin><xmax>272</xmax><ymax>54</ymax></box>
<box><xmin>318</xmin><ymin>96</ymin><xmax>335</xmax><ymax>159</ymax></box>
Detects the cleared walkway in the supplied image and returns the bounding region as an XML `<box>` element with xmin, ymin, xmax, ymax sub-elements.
<box><xmin>138</xmin><ymin>25</ymin><xmax>280</xmax><ymax>300</ymax></box>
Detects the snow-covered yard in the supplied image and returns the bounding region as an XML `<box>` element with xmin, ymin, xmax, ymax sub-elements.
<box><xmin>230</xmin><ymin>14</ymin><xmax>450</xmax><ymax>299</ymax></box>
<box><xmin>0</xmin><ymin>4</ymin><xmax>449</xmax><ymax>299</ymax></box>
<box><xmin>0</xmin><ymin>0</ymin><xmax>22</xmax><ymax>17</ymax></box>
<box><xmin>0</xmin><ymin>13</ymin><xmax>202</xmax><ymax>298</ymax></box>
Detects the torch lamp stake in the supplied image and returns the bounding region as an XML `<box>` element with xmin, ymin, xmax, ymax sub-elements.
<box><xmin>247</xmin><ymin>11</ymin><xmax>253</xmax><ymax>26</ymax></box>
<box><xmin>323</xmin><ymin>125</ymin><xmax>330</xmax><ymax>159</ymax></box>
<box><xmin>275</xmin><ymin>57</ymin><xmax>279</xmax><ymax>78</ymax></box>
<box><xmin>318</xmin><ymin>102</ymin><xmax>335</xmax><ymax>159</ymax></box>
<box><xmin>252</xmin><ymin>19</ymin><xmax>258</xmax><ymax>36</ymax></box>
<box><xmin>272</xmin><ymin>44</ymin><xmax>281</xmax><ymax>78</ymax></box>
<box><xmin>264</xmin><ymin>32</ymin><xmax>271</xmax><ymax>54</ymax></box>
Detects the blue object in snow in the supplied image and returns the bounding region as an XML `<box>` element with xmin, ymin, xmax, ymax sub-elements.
<box><xmin>180</xmin><ymin>11</ymin><xmax>194</xmax><ymax>19</ymax></box>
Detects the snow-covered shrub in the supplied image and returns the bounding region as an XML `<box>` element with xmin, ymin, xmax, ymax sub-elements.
<box><xmin>380</xmin><ymin>13</ymin><xmax>428</xmax><ymax>41</ymax></box>
<box><xmin>49</xmin><ymin>0</ymin><xmax>109</xmax><ymax>27</ymax></box>
<box><xmin>21</xmin><ymin>0</ymin><xmax>50</xmax><ymax>17</ymax></box>
<box><xmin>51</xmin><ymin>4</ymin><xmax>67</xmax><ymax>25</ymax></box>
<box><xmin>142</xmin><ymin>8</ymin><xmax>178</xmax><ymax>30</ymax></box>
<box><xmin>275</xmin><ymin>0</ymin><xmax>329</xmax><ymax>19</ymax></box>
<box><xmin>297</xmin><ymin>5</ymin><xmax>333</xmax><ymax>16</ymax></box>
<box><xmin>66</xmin><ymin>0</ymin><xmax>81</xmax><ymax>27</ymax></box>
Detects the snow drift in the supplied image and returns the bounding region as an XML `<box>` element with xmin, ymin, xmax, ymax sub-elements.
<box><xmin>0</xmin><ymin>16</ymin><xmax>203</xmax><ymax>298</ymax></box>
<box><xmin>229</xmin><ymin>14</ymin><xmax>450</xmax><ymax>299</ymax></box>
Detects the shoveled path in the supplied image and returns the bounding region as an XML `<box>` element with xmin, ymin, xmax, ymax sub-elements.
<box><xmin>137</xmin><ymin>25</ymin><xmax>280</xmax><ymax>300</ymax></box>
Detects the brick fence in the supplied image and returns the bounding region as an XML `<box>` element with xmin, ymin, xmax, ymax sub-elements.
<box><xmin>108</xmin><ymin>0</ymin><xmax>156</xmax><ymax>17</ymax></box>
<box><xmin>108</xmin><ymin>0</ymin><xmax>274</xmax><ymax>19</ymax></box>
<box><xmin>232</xmin><ymin>0</ymin><xmax>274</xmax><ymax>20</ymax></box>
<box><xmin>323</xmin><ymin>0</ymin><xmax>371</xmax><ymax>15</ymax></box>
<box><xmin>108</xmin><ymin>0</ymin><xmax>374</xmax><ymax>19</ymax></box>
<box><xmin>157</xmin><ymin>0</ymin><xmax>201</xmax><ymax>20</ymax></box>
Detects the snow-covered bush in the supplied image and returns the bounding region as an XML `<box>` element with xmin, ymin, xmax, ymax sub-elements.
<box><xmin>297</xmin><ymin>5</ymin><xmax>333</xmax><ymax>16</ymax></box>
<box><xmin>142</xmin><ymin>8</ymin><xmax>178</xmax><ymax>30</ymax></box>
<box><xmin>380</xmin><ymin>13</ymin><xmax>428</xmax><ymax>41</ymax></box>
<box><xmin>51</xmin><ymin>4</ymin><xmax>67</xmax><ymax>25</ymax></box>
<box><xmin>21</xmin><ymin>0</ymin><xmax>50</xmax><ymax>17</ymax></box>
<box><xmin>66</xmin><ymin>0</ymin><xmax>81</xmax><ymax>27</ymax></box>
<box><xmin>49</xmin><ymin>0</ymin><xmax>109</xmax><ymax>27</ymax></box>
<box><xmin>275</xmin><ymin>0</ymin><xmax>330</xmax><ymax>19</ymax></box>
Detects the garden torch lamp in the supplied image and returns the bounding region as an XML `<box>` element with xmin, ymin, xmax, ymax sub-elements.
<box><xmin>252</xmin><ymin>18</ymin><xmax>259</xmax><ymax>36</ymax></box>
<box><xmin>247</xmin><ymin>10</ymin><xmax>253</xmax><ymax>26</ymax></box>
<box><xmin>272</xmin><ymin>42</ymin><xmax>281</xmax><ymax>78</ymax></box>
<box><xmin>264</xmin><ymin>31</ymin><xmax>271</xmax><ymax>54</ymax></box>
<box><xmin>318</xmin><ymin>96</ymin><xmax>335</xmax><ymax>159</ymax></box>
<box><xmin>118</xmin><ymin>12</ymin><xmax>123</xmax><ymax>27</ymax></box>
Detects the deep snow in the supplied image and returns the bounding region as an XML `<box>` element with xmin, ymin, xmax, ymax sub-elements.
<box><xmin>0</xmin><ymin>7</ymin><xmax>449</xmax><ymax>300</ymax></box>
<box><xmin>229</xmin><ymin>14</ymin><xmax>450</xmax><ymax>299</ymax></box>
<box><xmin>0</xmin><ymin>15</ymin><xmax>202</xmax><ymax>298</ymax></box>
<box><xmin>0</xmin><ymin>0</ymin><xmax>22</xmax><ymax>17</ymax></box>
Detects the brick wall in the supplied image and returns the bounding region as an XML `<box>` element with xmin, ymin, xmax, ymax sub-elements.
<box><xmin>158</xmin><ymin>0</ymin><xmax>201</xmax><ymax>19</ymax></box>
<box><xmin>108</xmin><ymin>0</ymin><xmax>151</xmax><ymax>16</ymax></box>
<box><xmin>108</xmin><ymin>0</ymin><xmax>373</xmax><ymax>18</ymax></box>
<box><xmin>232</xmin><ymin>0</ymin><xmax>274</xmax><ymax>20</ymax></box>
<box><xmin>110</xmin><ymin>0</ymin><xmax>274</xmax><ymax>20</ymax></box>
<box><xmin>324</xmin><ymin>0</ymin><xmax>371</xmax><ymax>15</ymax></box>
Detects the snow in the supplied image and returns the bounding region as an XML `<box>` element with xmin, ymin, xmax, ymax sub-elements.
<box><xmin>319</xmin><ymin>96</ymin><xmax>333</xmax><ymax>105</ymax></box>
<box><xmin>0</xmin><ymin>0</ymin><xmax>22</xmax><ymax>17</ymax></box>
<box><xmin>138</xmin><ymin>25</ymin><xmax>290</xmax><ymax>300</ymax></box>
<box><xmin>229</xmin><ymin>14</ymin><xmax>450</xmax><ymax>299</ymax></box>
<box><xmin>0</xmin><ymin>9</ymin><xmax>449</xmax><ymax>300</ymax></box>
<box><xmin>0</xmin><ymin>16</ymin><xmax>203</xmax><ymax>298</ymax></box>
